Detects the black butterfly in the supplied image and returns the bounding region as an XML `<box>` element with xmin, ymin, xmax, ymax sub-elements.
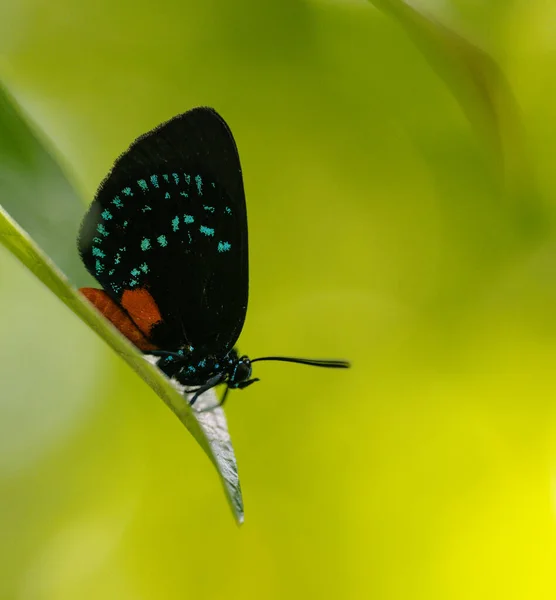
<box><xmin>78</xmin><ymin>107</ymin><xmax>349</xmax><ymax>407</ymax></box>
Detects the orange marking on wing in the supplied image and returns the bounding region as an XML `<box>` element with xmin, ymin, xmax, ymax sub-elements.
<box><xmin>120</xmin><ymin>288</ymin><xmax>163</xmax><ymax>338</ymax></box>
<box><xmin>79</xmin><ymin>287</ymin><xmax>158</xmax><ymax>352</ymax></box>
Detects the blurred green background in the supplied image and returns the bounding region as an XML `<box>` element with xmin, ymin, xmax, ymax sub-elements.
<box><xmin>2</xmin><ymin>0</ymin><xmax>556</xmax><ymax>598</ymax></box>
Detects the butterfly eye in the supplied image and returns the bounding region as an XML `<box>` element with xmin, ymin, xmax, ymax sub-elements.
<box><xmin>233</xmin><ymin>359</ymin><xmax>252</xmax><ymax>384</ymax></box>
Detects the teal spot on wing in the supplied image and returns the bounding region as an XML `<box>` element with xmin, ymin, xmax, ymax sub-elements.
<box><xmin>138</xmin><ymin>179</ymin><xmax>148</xmax><ymax>192</ymax></box>
<box><xmin>112</xmin><ymin>196</ymin><xmax>123</xmax><ymax>208</ymax></box>
<box><xmin>157</xmin><ymin>235</ymin><xmax>168</xmax><ymax>247</ymax></box>
<box><xmin>111</xmin><ymin>282</ymin><xmax>121</xmax><ymax>293</ymax></box>
<box><xmin>114</xmin><ymin>252</ymin><xmax>121</xmax><ymax>265</ymax></box>
<box><xmin>225</xmin><ymin>206</ymin><xmax>232</xmax><ymax>215</ymax></box>
<box><xmin>184</xmin><ymin>214</ymin><xmax>194</xmax><ymax>224</ymax></box>
<box><xmin>140</xmin><ymin>262</ymin><xmax>149</xmax><ymax>273</ymax></box>
<box><xmin>203</xmin><ymin>205</ymin><xmax>215</xmax><ymax>213</ymax></box>
<box><xmin>211</xmin><ymin>182</ymin><xmax>215</xmax><ymax>188</ymax></box>
<box><xmin>129</xmin><ymin>279</ymin><xmax>138</xmax><ymax>287</ymax></box>
<box><xmin>123</xmin><ymin>220</ymin><xmax>128</xmax><ymax>228</ymax></box>
<box><xmin>122</xmin><ymin>187</ymin><xmax>133</xmax><ymax>196</ymax></box>
<box><xmin>131</xmin><ymin>268</ymin><xmax>140</xmax><ymax>276</ymax></box>
<box><xmin>179</xmin><ymin>191</ymin><xmax>188</xmax><ymax>198</ymax></box>
<box><xmin>92</xmin><ymin>247</ymin><xmax>105</xmax><ymax>258</ymax></box>
<box><xmin>163</xmin><ymin>174</ymin><xmax>169</xmax><ymax>183</ymax></box>
<box><xmin>195</xmin><ymin>174</ymin><xmax>203</xmax><ymax>195</ymax></box>
<box><xmin>200</xmin><ymin>225</ymin><xmax>214</xmax><ymax>237</ymax></box>
<box><xmin>93</xmin><ymin>237</ymin><xmax>102</xmax><ymax>244</ymax></box>
<box><xmin>150</xmin><ymin>175</ymin><xmax>159</xmax><ymax>188</ymax></box>
<box><xmin>109</xmin><ymin>269</ymin><xmax>115</xmax><ymax>276</ymax></box>
<box><xmin>142</xmin><ymin>205</ymin><xmax>152</xmax><ymax>213</ymax></box>
<box><xmin>141</xmin><ymin>238</ymin><xmax>151</xmax><ymax>251</ymax></box>
<box><xmin>172</xmin><ymin>173</ymin><xmax>179</xmax><ymax>185</ymax></box>
<box><xmin>101</xmin><ymin>209</ymin><xmax>112</xmax><ymax>220</ymax></box>
<box><xmin>218</xmin><ymin>241</ymin><xmax>231</xmax><ymax>253</ymax></box>
<box><xmin>165</xmin><ymin>192</ymin><xmax>171</xmax><ymax>199</ymax></box>
<box><xmin>184</xmin><ymin>174</ymin><xmax>190</xmax><ymax>184</ymax></box>
<box><xmin>172</xmin><ymin>216</ymin><xmax>180</xmax><ymax>232</ymax></box>
<box><xmin>97</xmin><ymin>224</ymin><xmax>109</xmax><ymax>237</ymax></box>
<box><xmin>95</xmin><ymin>260</ymin><xmax>104</xmax><ymax>274</ymax></box>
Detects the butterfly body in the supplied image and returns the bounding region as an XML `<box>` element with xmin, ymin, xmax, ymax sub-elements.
<box><xmin>78</xmin><ymin>107</ymin><xmax>349</xmax><ymax>408</ymax></box>
<box><xmin>155</xmin><ymin>346</ymin><xmax>253</xmax><ymax>388</ymax></box>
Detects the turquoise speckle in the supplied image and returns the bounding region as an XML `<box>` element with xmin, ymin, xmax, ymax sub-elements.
<box><xmin>140</xmin><ymin>262</ymin><xmax>149</xmax><ymax>273</ymax></box>
<box><xmin>129</xmin><ymin>279</ymin><xmax>138</xmax><ymax>287</ymax></box>
<box><xmin>93</xmin><ymin>237</ymin><xmax>102</xmax><ymax>244</ymax></box>
<box><xmin>200</xmin><ymin>225</ymin><xmax>214</xmax><ymax>237</ymax></box>
<box><xmin>172</xmin><ymin>216</ymin><xmax>180</xmax><ymax>232</ymax></box>
<box><xmin>187</xmin><ymin>365</ymin><xmax>196</xmax><ymax>374</ymax></box>
<box><xmin>172</xmin><ymin>173</ymin><xmax>179</xmax><ymax>185</ymax></box>
<box><xmin>188</xmin><ymin>232</ymin><xmax>192</xmax><ymax>244</ymax></box>
<box><xmin>97</xmin><ymin>224</ymin><xmax>109</xmax><ymax>237</ymax></box>
<box><xmin>203</xmin><ymin>205</ymin><xmax>215</xmax><ymax>213</ymax></box>
<box><xmin>138</xmin><ymin>179</ymin><xmax>148</xmax><ymax>192</ymax></box>
<box><xmin>95</xmin><ymin>260</ymin><xmax>104</xmax><ymax>274</ymax></box>
<box><xmin>101</xmin><ymin>209</ymin><xmax>112</xmax><ymax>220</ymax></box>
<box><xmin>211</xmin><ymin>182</ymin><xmax>215</xmax><ymax>188</ymax></box>
<box><xmin>157</xmin><ymin>235</ymin><xmax>168</xmax><ymax>247</ymax></box>
<box><xmin>165</xmin><ymin>192</ymin><xmax>171</xmax><ymax>199</ymax></box>
<box><xmin>123</xmin><ymin>220</ymin><xmax>128</xmax><ymax>228</ymax></box>
<box><xmin>111</xmin><ymin>282</ymin><xmax>121</xmax><ymax>293</ymax></box>
<box><xmin>122</xmin><ymin>187</ymin><xmax>133</xmax><ymax>196</ymax></box>
<box><xmin>184</xmin><ymin>214</ymin><xmax>194</xmax><ymax>224</ymax></box>
<box><xmin>218</xmin><ymin>241</ymin><xmax>231</xmax><ymax>253</ymax></box>
<box><xmin>114</xmin><ymin>252</ymin><xmax>121</xmax><ymax>265</ymax></box>
<box><xmin>112</xmin><ymin>196</ymin><xmax>123</xmax><ymax>208</ymax></box>
<box><xmin>131</xmin><ymin>268</ymin><xmax>140</xmax><ymax>276</ymax></box>
<box><xmin>92</xmin><ymin>247</ymin><xmax>105</xmax><ymax>258</ymax></box>
<box><xmin>109</xmin><ymin>269</ymin><xmax>115</xmax><ymax>276</ymax></box>
<box><xmin>150</xmin><ymin>174</ymin><xmax>159</xmax><ymax>188</ymax></box>
<box><xmin>184</xmin><ymin>174</ymin><xmax>190</xmax><ymax>184</ymax></box>
<box><xmin>188</xmin><ymin>345</ymin><xmax>194</xmax><ymax>351</ymax></box>
<box><xmin>195</xmin><ymin>174</ymin><xmax>203</xmax><ymax>195</ymax></box>
<box><xmin>198</xmin><ymin>359</ymin><xmax>206</xmax><ymax>368</ymax></box>
<box><xmin>142</xmin><ymin>205</ymin><xmax>152</xmax><ymax>213</ymax></box>
<box><xmin>225</xmin><ymin>206</ymin><xmax>232</xmax><ymax>215</ymax></box>
<box><xmin>179</xmin><ymin>191</ymin><xmax>188</xmax><ymax>198</ymax></box>
<box><xmin>177</xmin><ymin>349</ymin><xmax>184</xmax><ymax>356</ymax></box>
<box><xmin>163</xmin><ymin>174</ymin><xmax>169</xmax><ymax>183</ymax></box>
<box><xmin>141</xmin><ymin>238</ymin><xmax>151</xmax><ymax>251</ymax></box>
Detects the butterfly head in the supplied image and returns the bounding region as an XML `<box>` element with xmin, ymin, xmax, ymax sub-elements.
<box><xmin>228</xmin><ymin>354</ymin><xmax>260</xmax><ymax>390</ymax></box>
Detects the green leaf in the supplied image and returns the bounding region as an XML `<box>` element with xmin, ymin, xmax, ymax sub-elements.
<box><xmin>368</xmin><ymin>0</ymin><xmax>541</xmax><ymax>231</ymax></box>
<box><xmin>0</xmin><ymin>84</ymin><xmax>244</xmax><ymax>524</ymax></box>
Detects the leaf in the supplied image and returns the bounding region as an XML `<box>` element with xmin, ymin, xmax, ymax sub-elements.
<box><xmin>367</xmin><ymin>0</ymin><xmax>542</xmax><ymax>233</ymax></box>
<box><xmin>0</xmin><ymin>84</ymin><xmax>244</xmax><ymax>524</ymax></box>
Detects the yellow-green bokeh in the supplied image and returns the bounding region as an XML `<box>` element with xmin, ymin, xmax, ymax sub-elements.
<box><xmin>2</xmin><ymin>1</ymin><xmax>556</xmax><ymax>598</ymax></box>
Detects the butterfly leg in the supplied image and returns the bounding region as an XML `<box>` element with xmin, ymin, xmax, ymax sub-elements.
<box><xmin>197</xmin><ymin>385</ymin><xmax>231</xmax><ymax>413</ymax></box>
<box><xmin>189</xmin><ymin>374</ymin><xmax>226</xmax><ymax>407</ymax></box>
<box><xmin>236</xmin><ymin>378</ymin><xmax>259</xmax><ymax>390</ymax></box>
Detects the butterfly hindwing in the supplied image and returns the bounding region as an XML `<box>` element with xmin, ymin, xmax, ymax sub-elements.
<box><xmin>78</xmin><ymin>107</ymin><xmax>248</xmax><ymax>356</ymax></box>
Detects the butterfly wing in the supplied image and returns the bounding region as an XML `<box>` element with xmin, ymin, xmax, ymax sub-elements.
<box><xmin>78</xmin><ymin>107</ymin><xmax>248</xmax><ymax>356</ymax></box>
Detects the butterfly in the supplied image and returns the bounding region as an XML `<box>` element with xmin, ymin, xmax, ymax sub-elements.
<box><xmin>78</xmin><ymin>107</ymin><xmax>349</xmax><ymax>408</ymax></box>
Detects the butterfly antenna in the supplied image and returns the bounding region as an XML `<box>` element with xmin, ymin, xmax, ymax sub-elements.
<box><xmin>251</xmin><ymin>356</ymin><xmax>350</xmax><ymax>369</ymax></box>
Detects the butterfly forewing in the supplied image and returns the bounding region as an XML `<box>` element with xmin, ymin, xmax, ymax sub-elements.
<box><xmin>78</xmin><ymin>107</ymin><xmax>248</xmax><ymax>356</ymax></box>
